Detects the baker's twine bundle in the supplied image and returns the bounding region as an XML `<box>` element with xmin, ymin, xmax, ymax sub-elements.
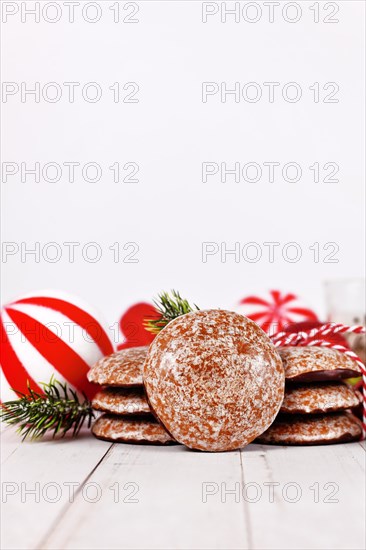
<box><xmin>270</xmin><ymin>323</ymin><xmax>366</xmax><ymax>440</ymax></box>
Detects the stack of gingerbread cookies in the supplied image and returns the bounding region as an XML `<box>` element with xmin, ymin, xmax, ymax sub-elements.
<box><xmin>87</xmin><ymin>347</ymin><xmax>175</xmax><ymax>445</ymax></box>
<box><xmin>87</xmin><ymin>325</ymin><xmax>363</xmax><ymax>449</ymax></box>
<box><xmin>257</xmin><ymin>346</ymin><xmax>363</xmax><ymax>445</ymax></box>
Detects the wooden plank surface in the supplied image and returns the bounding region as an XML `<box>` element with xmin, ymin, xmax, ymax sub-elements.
<box><xmin>241</xmin><ymin>442</ymin><xmax>366</xmax><ymax>550</ymax></box>
<box><xmin>1</xmin><ymin>427</ymin><xmax>112</xmax><ymax>550</ymax></box>
<box><xmin>1</xmin><ymin>427</ymin><xmax>365</xmax><ymax>550</ymax></box>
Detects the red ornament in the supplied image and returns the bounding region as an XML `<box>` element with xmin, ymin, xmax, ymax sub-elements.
<box><xmin>117</xmin><ymin>302</ymin><xmax>159</xmax><ymax>350</ymax></box>
<box><xmin>239</xmin><ymin>290</ymin><xmax>318</xmax><ymax>334</ymax></box>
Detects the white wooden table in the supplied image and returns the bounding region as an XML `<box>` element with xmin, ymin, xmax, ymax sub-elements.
<box><xmin>1</xmin><ymin>426</ymin><xmax>365</xmax><ymax>550</ymax></box>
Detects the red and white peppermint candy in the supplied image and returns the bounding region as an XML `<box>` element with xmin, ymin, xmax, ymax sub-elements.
<box><xmin>0</xmin><ymin>291</ymin><xmax>114</xmax><ymax>401</ymax></box>
<box><xmin>271</xmin><ymin>323</ymin><xmax>366</xmax><ymax>439</ymax></box>
<box><xmin>238</xmin><ymin>290</ymin><xmax>318</xmax><ymax>334</ymax></box>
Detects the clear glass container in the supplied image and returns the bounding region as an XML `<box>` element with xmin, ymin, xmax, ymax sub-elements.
<box><xmin>324</xmin><ymin>278</ymin><xmax>365</xmax><ymax>363</ymax></box>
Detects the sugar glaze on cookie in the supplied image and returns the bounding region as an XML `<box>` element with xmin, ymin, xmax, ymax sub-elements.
<box><xmin>92</xmin><ymin>414</ymin><xmax>175</xmax><ymax>445</ymax></box>
<box><xmin>87</xmin><ymin>346</ymin><xmax>148</xmax><ymax>387</ymax></box>
<box><xmin>257</xmin><ymin>412</ymin><xmax>362</xmax><ymax>445</ymax></box>
<box><xmin>92</xmin><ymin>387</ymin><xmax>150</xmax><ymax>415</ymax></box>
<box><xmin>143</xmin><ymin>310</ymin><xmax>284</xmax><ymax>452</ymax></box>
<box><xmin>281</xmin><ymin>382</ymin><xmax>361</xmax><ymax>414</ymax></box>
<box><xmin>279</xmin><ymin>346</ymin><xmax>362</xmax><ymax>382</ymax></box>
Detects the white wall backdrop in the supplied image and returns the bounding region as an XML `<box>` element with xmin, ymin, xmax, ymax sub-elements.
<box><xmin>1</xmin><ymin>0</ymin><xmax>365</xmax><ymax>326</ymax></box>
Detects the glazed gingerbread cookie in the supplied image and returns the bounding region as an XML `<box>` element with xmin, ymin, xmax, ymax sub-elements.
<box><xmin>87</xmin><ymin>346</ymin><xmax>148</xmax><ymax>387</ymax></box>
<box><xmin>256</xmin><ymin>412</ymin><xmax>362</xmax><ymax>445</ymax></box>
<box><xmin>279</xmin><ymin>346</ymin><xmax>362</xmax><ymax>383</ymax></box>
<box><xmin>143</xmin><ymin>310</ymin><xmax>284</xmax><ymax>452</ymax></box>
<box><xmin>92</xmin><ymin>414</ymin><xmax>175</xmax><ymax>445</ymax></box>
<box><xmin>280</xmin><ymin>382</ymin><xmax>362</xmax><ymax>415</ymax></box>
<box><xmin>92</xmin><ymin>387</ymin><xmax>150</xmax><ymax>415</ymax></box>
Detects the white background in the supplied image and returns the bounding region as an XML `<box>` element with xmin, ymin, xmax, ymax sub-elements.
<box><xmin>1</xmin><ymin>0</ymin><xmax>365</xmax><ymax>327</ymax></box>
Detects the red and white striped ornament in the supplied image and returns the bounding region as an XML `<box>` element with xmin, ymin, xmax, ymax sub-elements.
<box><xmin>271</xmin><ymin>322</ymin><xmax>366</xmax><ymax>439</ymax></box>
<box><xmin>0</xmin><ymin>291</ymin><xmax>114</xmax><ymax>401</ymax></box>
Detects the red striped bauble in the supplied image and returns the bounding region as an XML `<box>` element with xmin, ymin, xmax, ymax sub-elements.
<box><xmin>0</xmin><ymin>291</ymin><xmax>114</xmax><ymax>401</ymax></box>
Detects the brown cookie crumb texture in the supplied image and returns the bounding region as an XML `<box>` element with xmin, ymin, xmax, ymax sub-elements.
<box><xmin>281</xmin><ymin>382</ymin><xmax>362</xmax><ymax>415</ymax></box>
<box><xmin>256</xmin><ymin>412</ymin><xmax>362</xmax><ymax>445</ymax></box>
<box><xmin>143</xmin><ymin>309</ymin><xmax>285</xmax><ymax>452</ymax></box>
<box><xmin>91</xmin><ymin>414</ymin><xmax>176</xmax><ymax>445</ymax></box>
<box><xmin>92</xmin><ymin>387</ymin><xmax>150</xmax><ymax>415</ymax></box>
<box><xmin>87</xmin><ymin>346</ymin><xmax>148</xmax><ymax>387</ymax></box>
<box><xmin>279</xmin><ymin>346</ymin><xmax>362</xmax><ymax>382</ymax></box>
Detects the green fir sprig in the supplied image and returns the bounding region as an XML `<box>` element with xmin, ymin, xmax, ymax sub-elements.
<box><xmin>145</xmin><ymin>290</ymin><xmax>200</xmax><ymax>334</ymax></box>
<box><xmin>0</xmin><ymin>377</ymin><xmax>94</xmax><ymax>441</ymax></box>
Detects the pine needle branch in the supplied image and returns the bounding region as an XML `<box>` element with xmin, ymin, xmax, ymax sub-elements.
<box><xmin>0</xmin><ymin>376</ymin><xmax>94</xmax><ymax>441</ymax></box>
<box><xmin>144</xmin><ymin>290</ymin><xmax>199</xmax><ymax>334</ymax></box>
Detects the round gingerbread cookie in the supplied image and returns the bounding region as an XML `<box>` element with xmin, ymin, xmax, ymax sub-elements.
<box><xmin>279</xmin><ymin>346</ymin><xmax>362</xmax><ymax>383</ymax></box>
<box><xmin>92</xmin><ymin>387</ymin><xmax>150</xmax><ymax>415</ymax></box>
<box><xmin>87</xmin><ymin>346</ymin><xmax>148</xmax><ymax>387</ymax></box>
<box><xmin>91</xmin><ymin>414</ymin><xmax>175</xmax><ymax>445</ymax></box>
<box><xmin>280</xmin><ymin>382</ymin><xmax>362</xmax><ymax>415</ymax></box>
<box><xmin>256</xmin><ymin>412</ymin><xmax>362</xmax><ymax>445</ymax></box>
<box><xmin>143</xmin><ymin>310</ymin><xmax>284</xmax><ymax>452</ymax></box>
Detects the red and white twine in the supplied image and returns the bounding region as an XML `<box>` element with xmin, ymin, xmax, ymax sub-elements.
<box><xmin>270</xmin><ymin>323</ymin><xmax>366</xmax><ymax>439</ymax></box>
